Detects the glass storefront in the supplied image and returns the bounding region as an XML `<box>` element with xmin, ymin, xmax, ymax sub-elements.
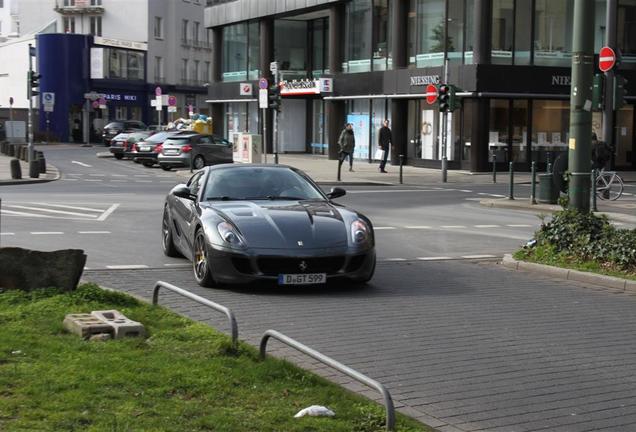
<box><xmin>224</xmin><ymin>102</ymin><xmax>248</xmax><ymax>141</ymax></box>
<box><xmin>344</xmin><ymin>0</ymin><xmax>392</xmax><ymax>72</ymax></box>
<box><xmin>534</xmin><ymin>0</ymin><xmax>574</xmax><ymax>66</ymax></box>
<box><xmin>531</xmin><ymin>100</ymin><xmax>569</xmax><ymax>163</ymax></box>
<box><xmin>311</xmin><ymin>100</ymin><xmax>328</xmax><ymax>155</ymax></box>
<box><xmin>311</xmin><ymin>18</ymin><xmax>329</xmax><ymax>78</ymax></box>
<box><xmin>275</xmin><ymin>20</ymin><xmax>308</xmax><ymax>79</ymax></box>
<box><xmin>618</xmin><ymin>0</ymin><xmax>636</xmax><ymax>65</ymax></box>
<box><xmin>222</xmin><ymin>22</ymin><xmax>259</xmax><ymax>81</ymax></box>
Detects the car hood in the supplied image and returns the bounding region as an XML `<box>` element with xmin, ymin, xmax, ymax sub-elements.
<box><xmin>202</xmin><ymin>200</ymin><xmax>349</xmax><ymax>249</ymax></box>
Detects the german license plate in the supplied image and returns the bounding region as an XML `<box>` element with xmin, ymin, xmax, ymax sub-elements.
<box><xmin>164</xmin><ymin>149</ymin><xmax>178</xmax><ymax>155</ymax></box>
<box><xmin>278</xmin><ymin>273</ymin><xmax>326</xmax><ymax>285</ymax></box>
<box><xmin>140</xmin><ymin>146</ymin><xmax>150</xmax><ymax>152</ymax></box>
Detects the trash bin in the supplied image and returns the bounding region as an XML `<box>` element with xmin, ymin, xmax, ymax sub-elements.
<box><xmin>538</xmin><ymin>173</ymin><xmax>558</xmax><ymax>204</ymax></box>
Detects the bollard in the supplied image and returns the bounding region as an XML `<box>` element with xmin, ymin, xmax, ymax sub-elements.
<box><xmin>530</xmin><ymin>161</ymin><xmax>537</xmax><ymax>204</ymax></box>
<box><xmin>508</xmin><ymin>162</ymin><xmax>514</xmax><ymax>200</ymax></box>
<box><xmin>399</xmin><ymin>154</ymin><xmax>404</xmax><ymax>185</ymax></box>
<box><xmin>591</xmin><ymin>169</ymin><xmax>597</xmax><ymax>212</ymax></box>
<box><xmin>10</xmin><ymin>158</ymin><xmax>22</xmax><ymax>179</ymax></box>
<box><xmin>37</xmin><ymin>152</ymin><xmax>46</xmax><ymax>174</ymax></box>
<box><xmin>492</xmin><ymin>154</ymin><xmax>497</xmax><ymax>183</ymax></box>
<box><xmin>337</xmin><ymin>160</ymin><xmax>342</xmax><ymax>182</ymax></box>
<box><xmin>29</xmin><ymin>160</ymin><xmax>40</xmax><ymax>178</ymax></box>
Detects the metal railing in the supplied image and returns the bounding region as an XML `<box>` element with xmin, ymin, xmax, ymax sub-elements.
<box><xmin>259</xmin><ymin>329</ymin><xmax>395</xmax><ymax>431</ymax></box>
<box><xmin>152</xmin><ymin>281</ymin><xmax>238</xmax><ymax>349</ymax></box>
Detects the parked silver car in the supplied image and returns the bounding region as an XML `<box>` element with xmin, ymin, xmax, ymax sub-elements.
<box><xmin>157</xmin><ymin>133</ymin><xmax>233</xmax><ymax>171</ymax></box>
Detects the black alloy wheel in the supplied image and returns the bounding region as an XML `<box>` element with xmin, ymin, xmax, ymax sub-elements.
<box><xmin>161</xmin><ymin>165</ymin><xmax>171</xmax><ymax>171</ymax></box>
<box><xmin>193</xmin><ymin>155</ymin><xmax>206</xmax><ymax>170</ymax></box>
<box><xmin>161</xmin><ymin>206</ymin><xmax>180</xmax><ymax>257</ymax></box>
<box><xmin>193</xmin><ymin>229</ymin><xmax>216</xmax><ymax>287</ymax></box>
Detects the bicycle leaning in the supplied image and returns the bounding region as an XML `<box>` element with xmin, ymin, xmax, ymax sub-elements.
<box><xmin>594</xmin><ymin>168</ymin><xmax>624</xmax><ymax>201</ymax></box>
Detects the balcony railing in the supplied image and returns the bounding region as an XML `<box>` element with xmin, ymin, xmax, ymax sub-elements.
<box><xmin>54</xmin><ymin>0</ymin><xmax>104</xmax><ymax>14</ymax></box>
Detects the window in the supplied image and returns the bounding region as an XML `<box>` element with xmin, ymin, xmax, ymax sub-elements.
<box><xmin>90</xmin><ymin>0</ymin><xmax>102</xmax><ymax>5</ymax></box>
<box><xmin>407</xmin><ymin>0</ymin><xmax>446</xmax><ymax>68</ymax></box>
<box><xmin>181</xmin><ymin>59</ymin><xmax>188</xmax><ymax>81</ymax></box>
<box><xmin>0</xmin><ymin>1</ymin><xmax>4</xmax><ymax>8</ymax></box>
<box><xmin>311</xmin><ymin>18</ymin><xmax>329</xmax><ymax>77</ymax></box>
<box><xmin>514</xmin><ymin>0</ymin><xmax>533</xmax><ymax>65</ymax></box>
<box><xmin>534</xmin><ymin>0</ymin><xmax>574</xmax><ymax>66</ymax></box>
<box><xmin>194</xmin><ymin>21</ymin><xmax>200</xmax><ymax>43</ymax></box>
<box><xmin>618</xmin><ymin>0</ymin><xmax>636</xmax><ymax>64</ymax></box>
<box><xmin>182</xmin><ymin>19</ymin><xmax>189</xmax><ymax>43</ymax></box>
<box><xmin>63</xmin><ymin>16</ymin><xmax>75</xmax><ymax>33</ymax></box>
<box><xmin>206</xmin><ymin>28</ymin><xmax>213</xmax><ymax>47</ymax></box>
<box><xmin>90</xmin><ymin>16</ymin><xmax>102</xmax><ymax>36</ymax></box>
<box><xmin>154</xmin><ymin>17</ymin><xmax>163</xmax><ymax>39</ymax></box>
<box><xmin>491</xmin><ymin>0</ymin><xmax>514</xmax><ymax>64</ymax></box>
<box><xmin>194</xmin><ymin>60</ymin><xmax>200</xmax><ymax>83</ymax></box>
<box><xmin>205</xmin><ymin>61</ymin><xmax>211</xmax><ymax>82</ymax></box>
<box><xmin>154</xmin><ymin>56</ymin><xmax>163</xmax><ymax>81</ymax></box>
<box><xmin>344</xmin><ymin>0</ymin><xmax>372</xmax><ymax>72</ymax></box>
<box><xmin>222</xmin><ymin>22</ymin><xmax>259</xmax><ymax>81</ymax></box>
<box><xmin>447</xmin><ymin>0</ymin><xmax>465</xmax><ymax>64</ymax></box>
<box><xmin>372</xmin><ymin>0</ymin><xmax>391</xmax><ymax>71</ymax></box>
<box><xmin>64</xmin><ymin>0</ymin><xmax>75</xmax><ymax>6</ymax></box>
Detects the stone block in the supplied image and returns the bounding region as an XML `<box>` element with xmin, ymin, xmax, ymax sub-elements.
<box><xmin>63</xmin><ymin>313</ymin><xmax>114</xmax><ymax>339</ymax></box>
<box><xmin>91</xmin><ymin>310</ymin><xmax>146</xmax><ymax>339</ymax></box>
<box><xmin>0</xmin><ymin>247</ymin><xmax>86</xmax><ymax>292</ymax></box>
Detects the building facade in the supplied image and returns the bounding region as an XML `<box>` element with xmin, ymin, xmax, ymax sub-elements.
<box><xmin>204</xmin><ymin>0</ymin><xmax>636</xmax><ymax>171</ymax></box>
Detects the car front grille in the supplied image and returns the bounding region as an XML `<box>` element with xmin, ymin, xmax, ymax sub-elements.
<box><xmin>257</xmin><ymin>256</ymin><xmax>345</xmax><ymax>276</ymax></box>
<box><xmin>345</xmin><ymin>254</ymin><xmax>367</xmax><ymax>272</ymax></box>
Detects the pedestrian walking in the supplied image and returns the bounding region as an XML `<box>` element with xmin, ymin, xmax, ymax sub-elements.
<box><xmin>377</xmin><ymin>119</ymin><xmax>392</xmax><ymax>173</ymax></box>
<box><xmin>338</xmin><ymin>123</ymin><xmax>356</xmax><ymax>172</ymax></box>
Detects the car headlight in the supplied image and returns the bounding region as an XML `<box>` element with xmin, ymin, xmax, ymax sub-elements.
<box><xmin>217</xmin><ymin>221</ymin><xmax>246</xmax><ymax>248</ymax></box>
<box><xmin>351</xmin><ymin>219</ymin><xmax>371</xmax><ymax>245</ymax></box>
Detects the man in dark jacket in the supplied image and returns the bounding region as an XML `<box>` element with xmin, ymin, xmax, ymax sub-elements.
<box><xmin>338</xmin><ymin>123</ymin><xmax>356</xmax><ymax>172</ymax></box>
<box><xmin>378</xmin><ymin>120</ymin><xmax>392</xmax><ymax>173</ymax></box>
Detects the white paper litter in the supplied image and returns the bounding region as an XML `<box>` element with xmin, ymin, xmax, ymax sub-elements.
<box><xmin>294</xmin><ymin>405</ymin><xmax>335</xmax><ymax>418</ymax></box>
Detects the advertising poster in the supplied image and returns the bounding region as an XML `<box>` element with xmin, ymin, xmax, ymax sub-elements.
<box><xmin>347</xmin><ymin>114</ymin><xmax>369</xmax><ymax>160</ymax></box>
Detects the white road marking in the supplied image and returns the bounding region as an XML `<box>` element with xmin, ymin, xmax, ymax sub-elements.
<box><xmin>384</xmin><ymin>258</ymin><xmax>407</xmax><ymax>261</ymax></box>
<box><xmin>71</xmin><ymin>161</ymin><xmax>92</xmax><ymax>167</ymax></box>
<box><xmin>159</xmin><ymin>181</ymin><xmax>175</xmax><ymax>183</ymax></box>
<box><xmin>441</xmin><ymin>225</ymin><xmax>467</xmax><ymax>229</ymax></box>
<box><xmin>6</xmin><ymin>205</ymin><xmax>98</xmax><ymax>218</ymax></box>
<box><xmin>0</xmin><ymin>232</ymin><xmax>15</xmax><ymax>236</ymax></box>
<box><xmin>458</xmin><ymin>189</ymin><xmax>473</xmax><ymax>193</ymax></box>
<box><xmin>89</xmin><ymin>174</ymin><xmax>106</xmax><ymax>177</ymax></box>
<box><xmin>417</xmin><ymin>256</ymin><xmax>452</xmax><ymax>261</ymax></box>
<box><xmin>111</xmin><ymin>180</ymin><xmax>127</xmax><ymax>182</ymax></box>
<box><xmin>111</xmin><ymin>174</ymin><xmax>127</xmax><ymax>177</ymax></box>
<box><xmin>31</xmin><ymin>231</ymin><xmax>64</xmax><ymax>235</ymax></box>
<box><xmin>1</xmin><ymin>209</ymin><xmax>58</xmax><ymax>218</ymax></box>
<box><xmin>62</xmin><ymin>178</ymin><xmax>79</xmax><ymax>181</ymax></box>
<box><xmin>84</xmin><ymin>179</ymin><xmax>103</xmax><ymax>182</ymax></box>
<box><xmin>78</xmin><ymin>231</ymin><xmax>111</xmax><ymax>234</ymax></box>
<box><xmin>474</xmin><ymin>225</ymin><xmax>500</xmax><ymax>228</ymax></box>
<box><xmin>347</xmin><ymin>189</ymin><xmax>449</xmax><ymax>194</ymax></box>
<box><xmin>462</xmin><ymin>254</ymin><xmax>497</xmax><ymax>259</ymax></box>
<box><xmin>134</xmin><ymin>175</ymin><xmax>151</xmax><ymax>177</ymax></box>
<box><xmin>163</xmin><ymin>263</ymin><xmax>190</xmax><ymax>268</ymax></box>
<box><xmin>375</xmin><ymin>226</ymin><xmax>397</xmax><ymax>230</ymax></box>
<box><xmin>31</xmin><ymin>203</ymin><xmax>104</xmax><ymax>213</ymax></box>
<box><xmin>507</xmin><ymin>224</ymin><xmax>533</xmax><ymax>228</ymax></box>
<box><xmin>405</xmin><ymin>226</ymin><xmax>432</xmax><ymax>229</ymax></box>
<box><xmin>97</xmin><ymin>203</ymin><xmax>120</xmax><ymax>222</ymax></box>
<box><xmin>135</xmin><ymin>180</ymin><xmax>152</xmax><ymax>183</ymax></box>
<box><xmin>106</xmin><ymin>265</ymin><xmax>149</xmax><ymax>270</ymax></box>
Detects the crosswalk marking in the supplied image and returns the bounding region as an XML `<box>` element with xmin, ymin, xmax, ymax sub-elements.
<box><xmin>0</xmin><ymin>232</ymin><xmax>15</xmax><ymax>236</ymax></box>
<box><xmin>417</xmin><ymin>256</ymin><xmax>452</xmax><ymax>261</ymax></box>
<box><xmin>461</xmin><ymin>254</ymin><xmax>497</xmax><ymax>259</ymax></box>
<box><xmin>405</xmin><ymin>226</ymin><xmax>432</xmax><ymax>229</ymax></box>
<box><xmin>31</xmin><ymin>231</ymin><xmax>64</xmax><ymax>235</ymax></box>
<box><xmin>375</xmin><ymin>226</ymin><xmax>397</xmax><ymax>230</ymax></box>
<box><xmin>78</xmin><ymin>231</ymin><xmax>111</xmax><ymax>234</ymax></box>
<box><xmin>474</xmin><ymin>225</ymin><xmax>500</xmax><ymax>228</ymax></box>
<box><xmin>441</xmin><ymin>225</ymin><xmax>467</xmax><ymax>229</ymax></box>
<box><xmin>6</xmin><ymin>204</ymin><xmax>99</xmax><ymax>218</ymax></box>
<box><xmin>1</xmin><ymin>202</ymin><xmax>119</xmax><ymax>221</ymax></box>
<box><xmin>106</xmin><ymin>265</ymin><xmax>149</xmax><ymax>269</ymax></box>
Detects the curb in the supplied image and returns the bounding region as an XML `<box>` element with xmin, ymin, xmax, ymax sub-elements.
<box><xmin>0</xmin><ymin>163</ymin><xmax>61</xmax><ymax>186</ymax></box>
<box><xmin>502</xmin><ymin>254</ymin><xmax>636</xmax><ymax>293</ymax></box>
<box><xmin>96</xmin><ymin>152</ymin><xmax>112</xmax><ymax>158</ymax></box>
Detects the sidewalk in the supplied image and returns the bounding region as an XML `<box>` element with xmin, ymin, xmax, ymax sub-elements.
<box><xmin>0</xmin><ymin>152</ymin><xmax>60</xmax><ymax>186</ymax></box>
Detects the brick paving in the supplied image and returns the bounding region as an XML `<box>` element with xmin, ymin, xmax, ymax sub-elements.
<box><xmin>84</xmin><ymin>260</ymin><xmax>636</xmax><ymax>431</ymax></box>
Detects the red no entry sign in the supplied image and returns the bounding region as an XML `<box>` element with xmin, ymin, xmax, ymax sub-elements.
<box><xmin>599</xmin><ymin>46</ymin><xmax>616</xmax><ymax>72</ymax></box>
<box><xmin>426</xmin><ymin>84</ymin><xmax>438</xmax><ymax>105</ymax></box>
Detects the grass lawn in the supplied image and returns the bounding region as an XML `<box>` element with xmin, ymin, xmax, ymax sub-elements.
<box><xmin>0</xmin><ymin>284</ymin><xmax>428</xmax><ymax>432</ymax></box>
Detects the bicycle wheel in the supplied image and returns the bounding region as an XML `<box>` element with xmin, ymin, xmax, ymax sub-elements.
<box><xmin>595</xmin><ymin>172</ymin><xmax>623</xmax><ymax>201</ymax></box>
<box><xmin>607</xmin><ymin>174</ymin><xmax>624</xmax><ymax>200</ymax></box>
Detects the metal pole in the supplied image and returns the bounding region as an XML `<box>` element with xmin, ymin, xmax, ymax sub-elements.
<box><xmin>568</xmin><ymin>0</ymin><xmax>594</xmax><ymax>212</ymax></box>
<box><xmin>27</xmin><ymin>44</ymin><xmax>34</xmax><ymax>163</ymax></box>
<box><xmin>602</xmin><ymin>0</ymin><xmax>617</xmax><ymax>153</ymax></box>
<box><xmin>399</xmin><ymin>154</ymin><xmax>404</xmax><ymax>184</ymax></box>
<box><xmin>508</xmin><ymin>162</ymin><xmax>514</xmax><ymax>200</ymax></box>
<box><xmin>84</xmin><ymin>98</ymin><xmax>90</xmax><ymax>147</ymax></box>
<box><xmin>441</xmin><ymin>59</ymin><xmax>449</xmax><ymax>183</ymax></box>
<box><xmin>262</xmin><ymin>108</ymin><xmax>267</xmax><ymax>163</ymax></box>
<box><xmin>530</xmin><ymin>161</ymin><xmax>537</xmax><ymax>204</ymax></box>
<box><xmin>591</xmin><ymin>169</ymin><xmax>598</xmax><ymax>212</ymax></box>
<box><xmin>274</xmin><ymin>69</ymin><xmax>279</xmax><ymax>165</ymax></box>
<box><xmin>492</xmin><ymin>153</ymin><xmax>497</xmax><ymax>183</ymax></box>
<box><xmin>547</xmin><ymin>161</ymin><xmax>552</xmax><ymax>174</ymax></box>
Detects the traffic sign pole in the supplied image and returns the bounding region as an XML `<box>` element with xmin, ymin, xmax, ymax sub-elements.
<box><xmin>602</xmin><ymin>1</ymin><xmax>617</xmax><ymax>162</ymax></box>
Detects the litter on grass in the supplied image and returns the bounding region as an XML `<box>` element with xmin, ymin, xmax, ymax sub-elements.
<box><xmin>294</xmin><ymin>405</ymin><xmax>336</xmax><ymax>418</ymax></box>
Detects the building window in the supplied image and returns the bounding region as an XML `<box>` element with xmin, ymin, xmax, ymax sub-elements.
<box><xmin>344</xmin><ymin>0</ymin><xmax>372</xmax><ymax>72</ymax></box>
<box><xmin>182</xmin><ymin>19</ymin><xmax>189</xmax><ymax>43</ymax></box>
<box><xmin>193</xmin><ymin>21</ymin><xmax>200</xmax><ymax>43</ymax></box>
<box><xmin>206</xmin><ymin>28</ymin><xmax>213</xmax><ymax>47</ymax></box>
<box><xmin>181</xmin><ymin>59</ymin><xmax>188</xmax><ymax>81</ymax></box>
<box><xmin>204</xmin><ymin>61</ymin><xmax>211</xmax><ymax>82</ymax></box>
<box><xmin>64</xmin><ymin>0</ymin><xmax>75</xmax><ymax>6</ymax></box>
<box><xmin>491</xmin><ymin>0</ymin><xmax>514</xmax><ymax>64</ymax></box>
<box><xmin>90</xmin><ymin>0</ymin><xmax>102</xmax><ymax>5</ymax></box>
<box><xmin>0</xmin><ymin>1</ymin><xmax>4</xmax><ymax>8</ymax></box>
<box><xmin>194</xmin><ymin>60</ymin><xmax>200</xmax><ymax>84</ymax></box>
<box><xmin>154</xmin><ymin>56</ymin><xmax>163</xmax><ymax>82</ymax></box>
<box><xmin>534</xmin><ymin>0</ymin><xmax>574</xmax><ymax>66</ymax></box>
<box><xmin>532</xmin><ymin>100</ymin><xmax>570</xmax><ymax>163</ymax></box>
<box><xmin>372</xmin><ymin>0</ymin><xmax>391</xmax><ymax>71</ymax></box>
<box><xmin>275</xmin><ymin>20</ymin><xmax>307</xmax><ymax>77</ymax></box>
<box><xmin>102</xmin><ymin>48</ymin><xmax>146</xmax><ymax>81</ymax></box>
<box><xmin>90</xmin><ymin>16</ymin><xmax>102</xmax><ymax>36</ymax></box>
<box><xmin>311</xmin><ymin>17</ymin><xmax>329</xmax><ymax>77</ymax></box>
<box><xmin>447</xmin><ymin>0</ymin><xmax>465</xmax><ymax>64</ymax></box>
<box><xmin>63</xmin><ymin>16</ymin><xmax>75</xmax><ymax>33</ymax></box>
<box><xmin>154</xmin><ymin>17</ymin><xmax>163</xmax><ymax>39</ymax></box>
<box><xmin>618</xmin><ymin>0</ymin><xmax>636</xmax><ymax>64</ymax></box>
<box><xmin>222</xmin><ymin>22</ymin><xmax>259</xmax><ymax>81</ymax></box>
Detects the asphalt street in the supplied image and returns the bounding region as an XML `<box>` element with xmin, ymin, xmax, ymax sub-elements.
<box><xmin>3</xmin><ymin>146</ymin><xmax>636</xmax><ymax>431</ymax></box>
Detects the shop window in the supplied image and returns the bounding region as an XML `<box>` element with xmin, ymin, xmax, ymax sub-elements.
<box><xmin>512</xmin><ymin>100</ymin><xmax>529</xmax><ymax>163</ymax></box>
<box><xmin>618</xmin><ymin>0</ymin><xmax>636</xmax><ymax>65</ymax></box>
<box><xmin>247</xmin><ymin>22</ymin><xmax>260</xmax><ymax>80</ymax></box>
<box><xmin>344</xmin><ymin>0</ymin><xmax>372</xmax><ymax>73</ymax></box>
<box><xmin>225</xmin><ymin>102</ymin><xmax>247</xmax><ymax>141</ymax></box>
<box><xmin>346</xmin><ymin>99</ymin><xmax>372</xmax><ymax>159</ymax></box>
<box><xmin>275</xmin><ymin>20</ymin><xmax>308</xmax><ymax>79</ymax></box>
<box><xmin>491</xmin><ymin>0</ymin><xmax>513</xmax><ymax>64</ymax></box>
<box><xmin>370</xmin><ymin>99</ymin><xmax>389</xmax><ymax>159</ymax></box>
<box><xmin>461</xmin><ymin>99</ymin><xmax>474</xmax><ymax>163</ymax></box>
<box><xmin>312</xmin><ymin>100</ymin><xmax>327</xmax><ymax>155</ymax></box>
<box><xmin>534</xmin><ymin>0</ymin><xmax>574</xmax><ymax>66</ymax></box>
<box><xmin>531</xmin><ymin>100</ymin><xmax>569</xmax><ymax>164</ymax></box>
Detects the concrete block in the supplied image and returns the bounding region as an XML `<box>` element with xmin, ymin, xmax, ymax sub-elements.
<box><xmin>63</xmin><ymin>313</ymin><xmax>113</xmax><ymax>339</ymax></box>
<box><xmin>625</xmin><ymin>279</ymin><xmax>636</xmax><ymax>294</ymax></box>
<box><xmin>91</xmin><ymin>310</ymin><xmax>146</xmax><ymax>339</ymax></box>
<box><xmin>517</xmin><ymin>260</ymin><xmax>570</xmax><ymax>279</ymax></box>
<box><xmin>501</xmin><ymin>254</ymin><xmax>519</xmax><ymax>270</ymax></box>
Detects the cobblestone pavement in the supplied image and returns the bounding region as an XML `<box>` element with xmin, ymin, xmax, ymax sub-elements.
<box><xmin>84</xmin><ymin>260</ymin><xmax>636</xmax><ymax>432</ymax></box>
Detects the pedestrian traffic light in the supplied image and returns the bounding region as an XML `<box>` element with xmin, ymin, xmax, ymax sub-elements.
<box><xmin>268</xmin><ymin>83</ymin><xmax>281</xmax><ymax>112</ymax></box>
<box><xmin>438</xmin><ymin>84</ymin><xmax>450</xmax><ymax>113</ymax></box>
<box><xmin>27</xmin><ymin>71</ymin><xmax>41</xmax><ymax>98</ymax></box>
<box><xmin>592</xmin><ymin>74</ymin><xmax>604</xmax><ymax>111</ymax></box>
<box><xmin>613</xmin><ymin>75</ymin><xmax>627</xmax><ymax>111</ymax></box>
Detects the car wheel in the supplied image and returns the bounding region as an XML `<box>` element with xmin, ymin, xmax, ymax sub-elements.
<box><xmin>193</xmin><ymin>229</ymin><xmax>216</xmax><ymax>287</ymax></box>
<box><xmin>133</xmin><ymin>159</ymin><xmax>141</xmax><ymax>164</ymax></box>
<box><xmin>161</xmin><ymin>206</ymin><xmax>180</xmax><ymax>258</ymax></box>
<box><xmin>193</xmin><ymin>155</ymin><xmax>205</xmax><ymax>170</ymax></box>
<box><xmin>143</xmin><ymin>161</ymin><xmax>154</xmax><ymax>167</ymax></box>
<box><xmin>161</xmin><ymin>165</ymin><xmax>171</xmax><ymax>171</ymax></box>
<box><xmin>114</xmin><ymin>153</ymin><xmax>124</xmax><ymax>160</ymax></box>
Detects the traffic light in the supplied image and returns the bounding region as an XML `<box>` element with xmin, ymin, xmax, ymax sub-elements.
<box><xmin>592</xmin><ymin>74</ymin><xmax>604</xmax><ymax>111</ymax></box>
<box><xmin>268</xmin><ymin>83</ymin><xmax>281</xmax><ymax>112</ymax></box>
<box><xmin>613</xmin><ymin>75</ymin><xmax>627</xmax><ymax>111</ymax></box>
<box><xmin>438</xmin><ymin>84</ymin><xmax>450</xmax><ymax>113</ymax></box>
<box><xmin>27</xmin><ymin>71</ymin><xmax>41</xmax><ymax>98</ymax></box>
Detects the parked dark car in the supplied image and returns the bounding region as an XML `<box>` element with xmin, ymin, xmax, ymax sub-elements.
<box><xmin>109</xmin><ymin>131</ymin><xmax>153</xmax><ymax>160</ymax></box>
<box><xmin>162</xmin><ymin>164</ymin><xmax>376</xmax><ymax>287</ymax></box>
<box><xmin>157</xmin><ymin>133</ymin><xmax>233</xmax><ymax>171</ymax></box>
<box><xmin>102</xmin><ymin>120</ymin><xmax>148</xmax><ymax>146</ymax></box>
<box><xmin>126</xmin><ymin>131</ymin><xmax>181</xmax><ymax>167</ymax></box>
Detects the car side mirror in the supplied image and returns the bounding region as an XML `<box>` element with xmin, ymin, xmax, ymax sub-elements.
<box><xmin>327</xmin><ymin>187</ymin><xmax>346</xmax><ymax>199</ymax></box>
<box><xmin>173</xmin><ymin>184</ymin><xmax>195</xmax><ymax>200</ymax></box>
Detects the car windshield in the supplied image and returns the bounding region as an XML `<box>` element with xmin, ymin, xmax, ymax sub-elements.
<box><xmin>112</xmin><ymin>133</ymin><xmax>128</xmax><ymax>140</ymax></box>
<box><xmin>105</xmin><ymin>122</ymin><xmax>123</xmax><ymax>129</ymax></box>
<box><xmin>204</xmin><ymin>167</ymin><xmax>325</xmax><ymax>201</ymax></box>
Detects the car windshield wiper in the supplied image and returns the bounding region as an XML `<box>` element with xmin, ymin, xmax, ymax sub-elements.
<box><xmin>243</xmin><ymin>195</ymin><xmax>311</xmax><ymax>201</ymax></box>
<box><xmin>205</xmin><ymin>196</ymin><xmax>245</xmax><ymax>201</ymax></box>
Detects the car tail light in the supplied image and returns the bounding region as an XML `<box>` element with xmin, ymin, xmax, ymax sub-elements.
<box><xmin>123</xmin><ymin>140</ymin><xmax>129</xmax><ymax>150</ymax></box>
<box><xmin>155</xmin><ymin>144</ymin><xmax>163</xmax><ymax>153</ymax></box>
<box><xmin>181</xmin><ymin>144</ymin><xmax>193</xmax><ymax>153</ymax></box>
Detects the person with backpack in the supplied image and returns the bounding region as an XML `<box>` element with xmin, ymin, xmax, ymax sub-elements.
<box><xmin>338</xmin><ymin>123</ymin><xmax>356</xmax><ymax>172</ymax></box>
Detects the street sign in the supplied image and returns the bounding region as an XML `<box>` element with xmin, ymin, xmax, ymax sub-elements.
<box><xmin>259</xmin><ymin>89</ymin><xmax>268</xmax><ymax>109</ymax></box>
<box><xmin>44</xmin><ymin>105</ymin><xmax>54</xmax><ymax>112</ymax></box>
<box><xmin>240</xmin><ymin>82</ymin><xmax>253</xmax><ymax>96</ymax></box>
<box><xmin>425</xmin><ymin>84</ymin><xmax>438</xmax><ymax>105</ymax></box>
<box><xmin>270</xmin><ymin>61</ymin><xmax>278</xmax><ymax>73</ymax></box>
<box><xmin>599</xmin><ymin>46</ymin><xmax>616</xmax><ymax>72</ymax></box>
<box><xmin>84</xmin><ymin>92</ymin><xmax>101</xmax><ymax>100</ymax></box>
<box><xmin>42</xmin><ymin>92</ymin><xmax>55</xmax><ymax>106</ymax></box>
<box><xmin>259</xmin><ymin>78</ymin><xmax>268</xmax><ymax>90</ymax></box>
<box><xmin>155</xmin><ymin>86</ymin><xmax>162</xmax><ymax>97</ymax></box>
<box><xmin>168</xmin><ymin>106</ymin><xmax>177</xmax><ymax>113</ymax></box>
<box><xmin>168</xmin><ymin>95</ymin><xmax>177</xmax><ymax>107</ymax></box>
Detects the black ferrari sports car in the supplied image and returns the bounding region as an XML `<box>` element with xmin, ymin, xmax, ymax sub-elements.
<box><xmin>162</xmin><ymin>164</ymin><xmax>376</xmax><ymax>287</ymax></box>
